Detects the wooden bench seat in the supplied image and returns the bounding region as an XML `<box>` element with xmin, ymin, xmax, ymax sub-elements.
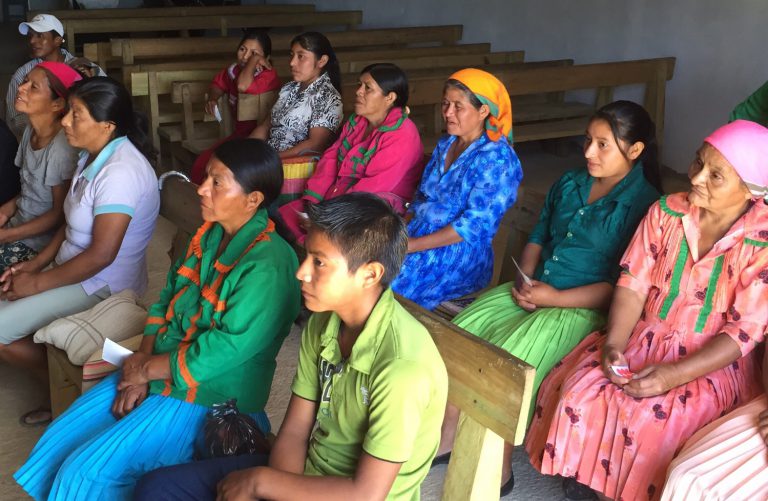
<box><xmin>64</xmin><ymin>10</ymin><xmax>364</xmax><ymax>53</ymax></box>
<box><xmin>30</xmin><ymin>4</ymin><xmax>315</xmax><ymax>21</ymax></box>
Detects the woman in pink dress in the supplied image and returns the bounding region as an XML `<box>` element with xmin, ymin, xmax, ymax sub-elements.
<box><xmin>525</xmin><ymin>120</ymin><xmax>768</xmax><ymax>501</ymax></box>
<box><xmin>661</xmin><ymin>346</ymin><xmax>768</xmax><ymax>500</ymax></box>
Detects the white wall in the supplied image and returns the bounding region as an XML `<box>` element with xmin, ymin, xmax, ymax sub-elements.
<box><xmin>262</xmin><ymin>0</ymin><xmax>768</xmax><ymax>172</ymax></box>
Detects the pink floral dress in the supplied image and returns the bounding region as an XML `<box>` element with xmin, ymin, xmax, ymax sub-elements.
<box><xmin>525</xmin><ymin>193</ymin><xmax>768</xmax><ymax>501</ymax></box>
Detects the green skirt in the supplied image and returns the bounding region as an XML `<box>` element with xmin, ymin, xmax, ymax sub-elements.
<box><xmin>453</xmin><ymin>282</ymin><xmax>606</xmax><ymax>433</ymax></box>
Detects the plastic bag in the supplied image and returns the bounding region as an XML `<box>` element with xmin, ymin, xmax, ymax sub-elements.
<box><xmin>194</xmin><ymin>399</ymin><xmax>271</xmax><ymax>460</ymax></box>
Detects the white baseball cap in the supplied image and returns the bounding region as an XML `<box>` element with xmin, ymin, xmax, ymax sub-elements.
<box><xmin>19</xmin><ymin>14</ymin><xmax>65</xmax><ymax>37</ymax></box>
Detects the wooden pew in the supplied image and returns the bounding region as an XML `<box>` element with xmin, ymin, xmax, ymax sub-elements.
<box><xmin>29</xmin><ymin>4</ymin><xmax>314</xmax><ymax>21</ymax></box>
<box><xmin>63</xmin><ymin>10</ymin><xmax>364</xmax><ymax>53</ymax></box>
<box><xmin>87</xmin><ymin>26</ymin><xmax>465</xmax><ymax>68</ymax></box>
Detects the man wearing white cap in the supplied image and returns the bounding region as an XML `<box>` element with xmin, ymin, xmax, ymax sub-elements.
<box><xmin>4</xmin><ymin>14</ymin><xmax>105</xmax><ymax>138</ymax></box>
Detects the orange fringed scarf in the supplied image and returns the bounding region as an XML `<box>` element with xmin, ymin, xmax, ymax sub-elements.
<box><xmin>449</xmin><ymin>68</ymin><xmax>514</xmax><ymax>144</ymax></box>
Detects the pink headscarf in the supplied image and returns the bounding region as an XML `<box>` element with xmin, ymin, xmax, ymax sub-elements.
<box><xmin>36</xmin><ymin>61</ymin><xmax>82</xmax><ymax>98</ymax></box>
<box><xmin>705</xmin><ymin>120</ymin><xmax>768</xmax><ymax>199</ymax></box>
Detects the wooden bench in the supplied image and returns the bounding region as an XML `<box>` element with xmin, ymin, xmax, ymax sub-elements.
<box><xmin>30</xmin><ymin>4</ymin><xmax>315</xmax><ymax>21</ymax></box>
<box><xmin>85</xmin><ymin>26</ymin><xmax>466</xmax><ymax>69</ymax></box>
<box><xmin>63</xmin><ymin>10</ymin><xmax>364</xmax><ymax>53</ymax></box>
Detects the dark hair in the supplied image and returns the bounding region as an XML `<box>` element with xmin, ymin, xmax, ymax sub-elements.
<box><xmin>239</xmin><ymin>29</ymin><xmax>272</xmax><ymax>58</ymax></box>
<box><xmin>590</xmin><ymin>100</ymin><xmax>662</xmax><ymax>192</ymax></box>
<box><xmin>307</xmin><ymin>193</ymin><xmax>407</xmax><ymax>287</ymax></box>
<box><xmin>360</xmin><ymin>63</ymin><xmax>409</xmax><ymax>108</ymax></box>
<box><xmin>290</xmin><ymin>31</ymin><xmax>342</xmax><ymax>93</ymax></box>
<box><xmin>444</xmin><ymin>78</ymin><xmax>483</xmax><ymax>109</ymax></box>
<box><xmin>212</xmin><ymin>138</ymin><xmax>283</xmax><ymax>207</ymax></box>
<box><xmin>69</xmin><ymin>77</ymin><xmax>157</xmax><ymax>166</ymax></box>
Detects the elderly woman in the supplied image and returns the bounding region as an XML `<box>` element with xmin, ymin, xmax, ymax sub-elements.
<box><xmin>525</xmin><ymin>120</ymin><xmax>768</xmax><ymax>501</ymax></box>
<box><xmin>249</xmin><ymin>31</ymin><xmax>343</xmax><ymax>159</ymax></box>
<box><xmin>278</xmin><ymin>63</ymin><xmax>424</xmax><ymax>242</ymax></box>
<box><xmin>391</xmin><ymin>68</ymin><xmax>523</xmax><ymax>310</ymax></box>
<box><xmin>0</xmin><ymin>62</ymin><xmax>80</xmax><ymax>273</ymax></box>
<box><xmin>15</xmin><ymin>138</ymin><xmax>301</xmax><ymax>500</ymax></box>
<box><xmin>0</xmin><ymin>77</ymin><xmax>159</xmax><ymax>427</ymax></box>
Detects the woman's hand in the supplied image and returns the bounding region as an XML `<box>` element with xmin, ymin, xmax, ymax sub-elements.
<box><xmin>245</xmin><ymin>52</ymin><xmax>271</xmax><ymax>72</ymax></box>
<box><xmin>111</xmin><ymin>382</ymin><xmax>148</xmax><ymax>419</ymax></box>
<box><xmin>601</xmin><ymin>344</ymin><xmax>631</xmax><ymax>386</ymax></box>
<box><xmin>622</xmin><ymin>363</ymin><xmax>681</xmax><ymax>398</ymax></box>
<box><xmin>513</xmin><ymin>280</ymin><xmax>560</xmax><ymax>308</ymax></box>
<box><xmin>217</xmin><ymin>467</ymin><xmax>263</xmax><ymax>501</ymax></box>
<box><xmin>511</xmin><ymin>280</ymin><xmax>536</xmax><ymax>312</ymax></box>
<box><xmin>0</xmin><ymin>262</ymin><xmax>42</xmax><ymax>300</ymax></box>
<box><xmin>118</xmin><ymin>352</ymin><xmax>152</xmax><ymax>388</ymax></box>
<box><xmin>205</xmin><ymin>98</ymin><xmax>219</xmax><ymax>117</ymax></box>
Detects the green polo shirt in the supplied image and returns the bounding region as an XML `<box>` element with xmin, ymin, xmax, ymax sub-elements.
<box><xmin>730</xmin><ymin>80</ymin><xmax>768</xmax><ymax>126</ymax></box>
<box><xmin>291</xmin><ymin>288</ymin><xmax>448</xmax><ymax>500</ymax></box>
<box><xmin>145</xmin><ymin>209</ymin><xmax>301</xmax><ymax>413</ymax></box>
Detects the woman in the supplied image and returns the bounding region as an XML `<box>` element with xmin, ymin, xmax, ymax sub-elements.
<box><xmin>0</xmin><ymin>62</ymin><xmax>81</xmax><ymax>272</ymax></box>
<box><xmin>525</xmin><ymin>120</ymin><xmax>768</xmax><ymax>501</ymax></box>
<box><xmin>661</xmin><ymin>345</ymin><xmax>768</xmax><ymax>501</ymax></box>
<box><xmin>436</xmin><ymin>101</ymin><xmax>661</xmax><ymax>493</ymax></box>
<box><xmin>189</xmin><ymin>30</ymin><xmax>281</xmax><ymax>184</ymax></box>
<box><xmin>391</xmin><ymin>68</ymin><xmax>523</xmax><ymax>310</ymax></box>
<box><xmin>249</xmin><ymin>31</ymin><xmax>343</xmax><ymax>158</ymax></box>
<box><xmin>14</xmin><ymin>138</ymin><xmax>302</xmax><ymax>500</ymax></box>
<box><xmin>0</xmin><ymin>77</ymin><xmax>160</xmax><ymax>427</ymax></box>
<box><xmin>278</xmin><ymin>63</ymin><xmax>424</xmax><ymax>242</ymax></box>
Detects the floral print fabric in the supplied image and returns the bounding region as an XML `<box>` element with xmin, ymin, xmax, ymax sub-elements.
<box><xmin>391</xmin><ymin>133</ymin><xmax>522</xmax><ymax>309</ymax></box>
<box><xmin>525</xmin><ymin>193</ymin><xmax>768</xmax><ymax>501</ymax></box>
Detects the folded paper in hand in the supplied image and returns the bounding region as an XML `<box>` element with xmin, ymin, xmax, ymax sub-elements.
<box><xmin>102</xmin><ymin>338</ymin><xmax>134</xmax><ymax>367</ymax></box>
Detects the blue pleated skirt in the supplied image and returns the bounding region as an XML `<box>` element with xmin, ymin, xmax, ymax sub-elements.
<box><xmin>15</xmin><ymin>373</ymin><xmax>270</xmax><ymax>501</ymax></box>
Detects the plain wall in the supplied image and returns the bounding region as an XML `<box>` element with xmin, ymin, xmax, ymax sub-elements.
<box><xmin>259</xmin><ymin>0</ymin><xmax>767</xmax><ymax>172</ymax></box>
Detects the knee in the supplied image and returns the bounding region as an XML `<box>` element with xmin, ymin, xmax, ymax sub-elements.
<box><xmin>134</xmin><ymin>469</ymin><xmax>168</xmax><ymax>501</ymax></box>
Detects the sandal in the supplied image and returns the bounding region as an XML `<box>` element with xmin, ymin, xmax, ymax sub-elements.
<box><xmin>500</xmin><ymin>470</ymin><xmax>514</xmax><ymax>497</ymax></box>
<box><xmin>19</xmin><ymin>407</ymin><xmax>52</xmax><ymax>428</ymax></box>
<box><xmin>430</xmin><ymin>451</ymin><xmax>451</xmax><ymax>467</ymax></box>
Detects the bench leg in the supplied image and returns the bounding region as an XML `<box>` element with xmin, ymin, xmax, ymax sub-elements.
<box><xmin>442</xmin><ymin>411</ymin><xmax>504</xmax><ymax>501</ymax></box>
<box><xmin>47</xmin><ymin>348</ymin><xmax>82</xmax><ymax>419</ymax></box>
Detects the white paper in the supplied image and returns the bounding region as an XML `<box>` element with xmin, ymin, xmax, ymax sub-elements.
<box><xmin>102</xmin><ymin>338</ymin><xmax>134</xmax><ymax>367</ymax></box>
<box><xmin>213</xmin><ymin>104</ymin><xmax>222</xmax><ymax>123</ymax></box>
<box><xmin>511</xmin><ymin>256</ymin><xmax>533</xmax><ymax>286</ymax></box>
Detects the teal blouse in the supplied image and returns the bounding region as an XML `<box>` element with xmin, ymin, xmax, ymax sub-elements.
<box><xmin>528</xmin><ymin>163</ymin><xmax>659</xmax><ymax>290</ymax></box>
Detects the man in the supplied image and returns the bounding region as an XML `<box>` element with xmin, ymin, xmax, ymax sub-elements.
<box><xmin>135</xmin><ymin>193</ymin><xmax>449</xmax><ymax>500</ymax></box>
<box><xmin>5</xmin><ymin>14</ymin><xmax>105</xmax><ymax>137</ymax></box>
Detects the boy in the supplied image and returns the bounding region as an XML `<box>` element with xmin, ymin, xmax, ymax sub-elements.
<box><xmin>136</xmin><ymin>193</ymin><xmax>448</xmax><ymax>500</ymax></box>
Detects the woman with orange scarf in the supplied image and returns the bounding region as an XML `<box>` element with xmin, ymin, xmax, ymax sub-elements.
<box><xmin>391</xmin><ymin>68</ymin><xmax>522</xmax><ymax>310</ymax></box>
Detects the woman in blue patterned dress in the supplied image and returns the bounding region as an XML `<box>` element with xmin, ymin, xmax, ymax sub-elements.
<box><xmin>391</xmin><ymin>69</ymin><xmax>522</xmax><ymax>310</ymax></box>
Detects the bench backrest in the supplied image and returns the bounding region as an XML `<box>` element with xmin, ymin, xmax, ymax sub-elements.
<box><xmin>158</xmin><ymin>175</ymin><xmax>535</xmax><ymax>501</ymax></box>
<box><xmin>30</xmin><ymin>4</ymin><xmax>314</xmax><ymax>20</ymax></box>
<box><xmin>64</xmin><ymin>10</ymin><xmax>363</xmax><ymax>52</ymax></box>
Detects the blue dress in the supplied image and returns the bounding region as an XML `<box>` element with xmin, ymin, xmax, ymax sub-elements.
<box><xmin>391</xmin><ymin>133</ymin><xmax>522</xmax><ymax>309</ymax></box>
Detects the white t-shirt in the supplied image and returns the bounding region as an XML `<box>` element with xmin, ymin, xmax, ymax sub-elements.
<box><xmin>57</xmin><ymin>137</ymin><xmax>160</xmax><ymax>295</ymax></box>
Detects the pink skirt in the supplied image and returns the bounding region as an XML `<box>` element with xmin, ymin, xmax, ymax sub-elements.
<box><xmin>661</xmin><ymin>394</ymin><xmax>768</xmax><ymax>501</ymax></box>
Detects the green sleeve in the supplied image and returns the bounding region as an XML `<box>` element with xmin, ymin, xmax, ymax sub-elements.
<box><xmin>362</xmin><ymin>359</ymin><xmax>433</xmax><ymax>463</ymax></box>
<box><xmin>290</xmin><ymin>315</ymin><xmax>324</xmax><ymax>402</ymax></box>
<box><xmin>168</xmin><ymin>264</ymin><xmax>299</xmax><ymax>389</ymax></box>
<box><xmin>730</xmin><ymin>80</ymin><xmax>768</xmax><ymax>126</ymax></box>
<box><xmin>143</xmin><ymin>257</ymin><xmax>182</xmax><ymax>336</ymax></box>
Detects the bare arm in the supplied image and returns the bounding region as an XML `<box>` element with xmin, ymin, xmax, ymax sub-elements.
<box><xmin>407</xmin><ymin>225</ymin><xmax>462</xmax><ymax>253</ymax></box>
<box><xmin>600</xmin><ymin>285</ymin><xmax>647</xmax><ymax>385</ymax></box>
<box><xmin>237</xmin><ymin>54</ymin><xmax>271</xmax><ymax>93</ymax></box>
<box><xmin>0</xmin><ymin>196</ymin><xmax>17</xmax><ymax>225</ymax></box>
<box><xmin>205</xmin><ymin>85</ymin><xmax>226</xmax><ymax>116</ymax></box>
<box><xmin>269</xmin><ymin>394</ymin><xmax>317</xmax><ymax>474</ymax></box>
<box><xmin>0</xmin><ymin>182</ymin><xmax>69</xmax><ymax>243</ymax></box>
<box><xmin>248</xmin><ymin>119</ymin><xmax>270</xmax><ymax>140</ymax></box>
<box><xmin>278</xmin><ymin>127</ymin><xmax>334</xmax><ymax>159</ymax></box>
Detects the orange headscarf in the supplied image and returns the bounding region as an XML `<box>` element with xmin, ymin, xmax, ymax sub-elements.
<box><xmin>449</xmin><ymin>68</ymin><xmax>513</xmax><ymax>143</ymax></box>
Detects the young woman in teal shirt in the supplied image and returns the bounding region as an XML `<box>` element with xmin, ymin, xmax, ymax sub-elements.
<box><xmin>436</xmin><ymin>100</ymin><xmax>662</xmax><ymax>493</ymax></box>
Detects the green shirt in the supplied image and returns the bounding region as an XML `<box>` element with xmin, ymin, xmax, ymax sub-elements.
<box><xmin>145</xmin><ymin>209</ymin><xmax>301</xmax><ymax>413</ymax></box>
<box><xmin>730</xmin><ymin>80</ymin><xmax>768</xmax><ymax>126</ymax></box>
<box><xmin>528</xmin><ymin>163</ymin><xmax>659</xmax><ymax>289</ymax></box>
<box><xmin>291</xmin><ymin>288</ymin><xmax>448</xmax><ymax>500</ymax></box>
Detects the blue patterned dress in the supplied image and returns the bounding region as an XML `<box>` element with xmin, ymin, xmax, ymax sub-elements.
<box><xmin>391</xmin><ymin>133</ymin><xmax>522</xmax><ymax>309</ymax></box>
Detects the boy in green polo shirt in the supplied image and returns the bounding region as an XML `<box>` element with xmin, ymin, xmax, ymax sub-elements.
<box><xmin>135</xmin><ymin>193</ymin><xmax>448</xmax><ymax>500</ymax></box>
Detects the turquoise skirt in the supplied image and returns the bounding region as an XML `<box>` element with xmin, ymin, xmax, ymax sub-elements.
<box><xmin>15</xmin><ymin>373</ymin><xmax>270</xmax><ymax>501</ymax></box>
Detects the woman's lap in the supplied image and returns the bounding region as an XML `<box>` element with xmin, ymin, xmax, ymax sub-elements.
<box><xmin>0</xmin><ymin>283</ymin><xmax>109</xmax><ymax>344</ymax></box>
<box><xmin>16</xmin><ymin>373</ymin><xmax>210</xmax><ymax>501</ymax></box>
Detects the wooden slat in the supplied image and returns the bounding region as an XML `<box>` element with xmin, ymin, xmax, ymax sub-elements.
<box><xmin>30</xmin><ymin>4</ymin><xmax>314</xmax><ymax>20</ymax></box>
<box><xmin>110</xmin><ymin>26</ymin><xmax>465</xmax><ymax>63</ymax></box>
<box><xmin>397</xmin><ymin>296</ymin><xmax>535</xmax><ymax>445</ymax></box>
<box><xmin>66</xmin><ymin>11</ymin><xmax>364</xmax><ymax>52</ymax></box>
